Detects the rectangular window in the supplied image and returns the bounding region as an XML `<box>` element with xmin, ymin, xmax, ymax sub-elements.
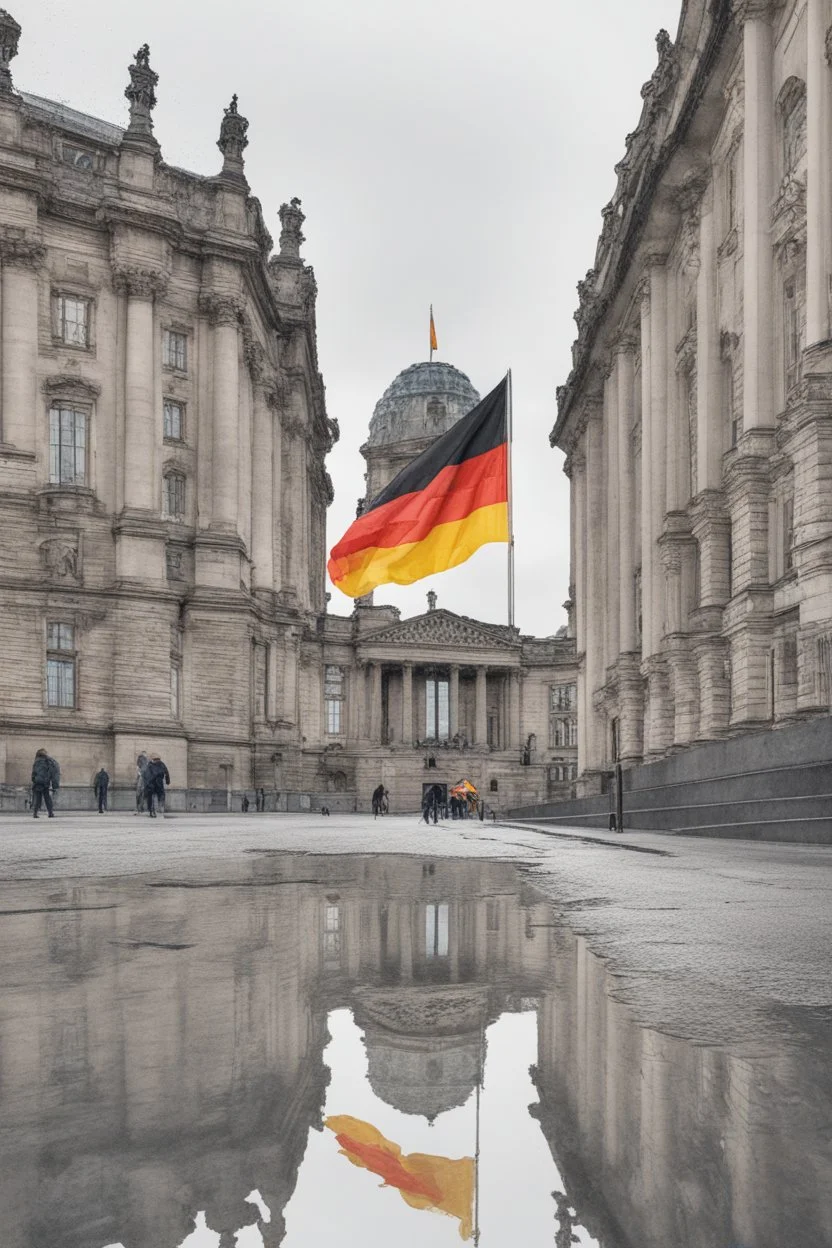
<box><xmin>163</xmin><ymin>400</ymin><xmax>184</xmax><ymax>441</ymax></box>
<box><xmin>170</xmin><ymin>663</ymin><xmax>181</xmax><ymax>719</ymax></box>
<box><xmin>425</xmin><ymin>903</ymin><xmax>449</xmax><ymax>958</ymax></box>
<box><xmin>324</xmin><ymin>665</ymin><xmax>345</xmax><ymax>735</ymax></box>
<box><xmin>324</xmin><ymin>903</ymin><xmax>341</xmax><ymax>963</ymax></box>
<box><xmin>49</xmin><ymin>406</ymin><xmax>87</xmax><ymax>486</ymax></box>
<box><xmin>54</xmin><ymin>295</ymin><xmax>90</xmax><ymax>347</ymax></box>
<box><xmin>163</xmin><ymin>473</ymin><xmax>186</xmax><ymax>521</ymax></box>
<box><xmin>425</xmin><ymin>677</ymin><xmax>449</xmax><ymax>740</ymax></box>
<box><xmin>784</xmin><ymin>276</ymin><xmax>806</xmax><ymax>394</ymax></box>
<box><xmin>551</xmin><ymin>683</ymin><xmax>577</xmax><ymax>711</ymax></box>
<box><xmin>569</xmin><ymin>718</ymin><xmax>578</xmax><ymax>747</ymax></box>
<box><xmin>46</xmin><ymin>623</ymin><xmax>76</xmax><ymax>708</ymax></box>
<box><xmin>163</xmin><ymin>329</ymin><xmax>187</xmax><ymax>372</ymax></box>
<box><xmin>783</xmin><ymin>496</ymin><xmax>795</xmax><ymax>573</ymax></box>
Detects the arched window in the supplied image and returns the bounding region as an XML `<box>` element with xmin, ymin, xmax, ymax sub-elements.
<box><xmin>162</xmin><ymin>471</ymin><xmax>186</xmax><ymax>521</ymax></box>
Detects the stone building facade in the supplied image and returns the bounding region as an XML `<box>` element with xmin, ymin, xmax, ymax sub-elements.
<box><xmin>553</xmin><ymin>0</ymin><xmax>832</xmax><ymax>792</ymax></box>
<box><xmin>0</xmin><ymin>17</ymin><xmax>576</xmax><ymax>811</ymax></box>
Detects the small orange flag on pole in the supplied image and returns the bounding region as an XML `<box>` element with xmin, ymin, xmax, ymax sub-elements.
<box><xmin>326</xmin><ymin>1114</ymin><xmax>475</xmax><ymax>1240</ymax></box>
<box><xmin>429</xmin><ymin>305</ymin><xmax>438</xmax><ymax>360</ymax></box>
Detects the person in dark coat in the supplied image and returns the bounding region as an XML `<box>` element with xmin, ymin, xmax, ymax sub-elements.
<box><xmin>241</xmin><ymin>794</ymin><xmax>250</xmax><ymax>813</ymax></box>
<box><xmin>31</xmin><ymin>748</ymin><xmax>60</xmax><ymax>818</ymax></box>
<box><xmin>372</xmin><ymin>783</ymin><xmax>385</xmax><ymax>817</ymax></box>
<box><xmin>135</xmin><ymin>752</ymin><xmax>149</xmax><ymax>815</ymax></box>
<box><xmin>144</xmin><ymin>755</ymin><xmax>170</xmax><ymax>818</ymax></box>
<box><xmin>93</xmin><ymin>766</ymin><xmax>110</xmax><ymax>814</ymax></box>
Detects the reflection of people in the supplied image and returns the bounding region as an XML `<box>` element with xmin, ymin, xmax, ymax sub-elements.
<box><xmin>93</xmin><ymin>766</ymin><xmax>110</xmax><ymax>813</ymax></box>
<box><xmin>144</xmin><ymin>755</ymin><xmax>170</xmax><ymax>818</ymax></box>
<box><xmin>31</xmin><ymin>748</ymin><xmax>60</xmax><ymax>819</ymax></box>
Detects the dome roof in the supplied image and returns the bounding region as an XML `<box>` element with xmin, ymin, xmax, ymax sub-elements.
<box><xmin>367</xmin><ymin>361</ymin><xmax>480</xmax><ymax>448</ymax></box>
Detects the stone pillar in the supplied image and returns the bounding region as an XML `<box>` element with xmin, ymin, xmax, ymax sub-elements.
<box><xmin>120</xmin><ymin>270</ymin><xmax>166</xmax><ymax>514</ymax></box>
<box><xmin>617</xmin><ymin>656</ymin><xmax>644</xmax><ymax>763</ymax></box>
<box><xmin>369</xmin><ymin>662</ymin><xmax>382</xmax><ymax>743</ymax></box>
<box><xmin>509</xmin><ymin>669</ymin><xmax>521</xmax><ymax>752</ymax></box>
<box><xmin>647</xmin><ymin>257</ymin><xmax>668</xmax><ymax>650</ymax></box>
<box><xmin>615</xmin><ymin>339</ymin><xmax>637</xmax><ymax>653</ymax></box>
<box><xmin>474</xmin><ymin>666</ymin><xmax>488</xmax><ymax>746</ymax></box>
<box><xmin>694</xmin><ymin>636</ymin><xmax>731</xmax><ymax>740</ymax></box>
<box><xmin>806</xmin><ymin>0</ymin><xmax>832</xmax><ymax>345</ymax></box>
<box><xmin>639</xmin><ymin>284</ymin><xmax>654</xmax><ymax>657</ymax></box>
<box><xmin>696</xmin><ymin>200</ymin><xmax>723</xmax><ymax>491</ymax></box>
<box><xmin>401</xmin><ymin>662</ymin><xmax>413</xmax><ymax>746</ymax></box>
<box><xmin>604</xmin><ymin>363</ymin><xmax>620</xmax><ymax>667</ymax></box>
<box><xmin>572</xmin><ymin>450</ymin><xmax>588</xmax><ymax>772</ymax></box>
<box><xmin>449</xmin><ymin>664</ymin><xmax>460</xmax><ymax>738</ymax></box>
<box><xmin>1</xmin><ymin>239</ymin><xmax>42</xmax><ymax>453</ymax></box>
<box><xmin>740</xmin><ymin>2</ymin><xmax>775</xmax><ymax>430</ymax></box>
<box><xmin>251</xmin><ymin>380</ymin><xmax>274</xmax><ymax>593</ymax></box>
<box><xmin>584</xmin><ymin>411</ymin><xmax>606</xmax><ymax>773</ymax></box>
<box><xmin>205</xmin><ymin>296</ymin><xmax>242</xmax><ymax>530</ymax></box>
<box><xmin>272</xmin><ymin>395</ymin><xmax>283</xmax><ymax>592</ymax></box>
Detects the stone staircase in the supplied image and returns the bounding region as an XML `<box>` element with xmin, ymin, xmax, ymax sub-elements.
<box><xmin>508</xmin><ymin>717</ymin><xmax>832</xmax><ymax>843</ymax></box>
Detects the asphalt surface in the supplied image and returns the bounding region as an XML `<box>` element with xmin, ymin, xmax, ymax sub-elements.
<box><xmin>1</xmin><ymin>810</ymin><xmax>829</xmax><ymax>1052</ymax></box>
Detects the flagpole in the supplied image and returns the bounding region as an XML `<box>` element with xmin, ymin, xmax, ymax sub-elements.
<box><xmin>506</xmin><ymin>368</ymin><xmax>515</xmax><ymax>629</ymax></box>
<box><xmin>430</xmin><ymin>304</ymin><xmax>435</xmax><ymax>363</ymax></box>
<box><xmin>473</xmin><ymin>1022</ymin><xmax>483</xmax><ymax>1245</ymax></box>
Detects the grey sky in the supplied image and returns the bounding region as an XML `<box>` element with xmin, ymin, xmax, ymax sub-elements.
<box><xmin>24</xmin><ymin>0</ymin><xmax>681</xmax><ymax>635</ymax></box>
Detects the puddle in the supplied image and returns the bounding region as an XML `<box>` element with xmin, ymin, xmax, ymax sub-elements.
<box><xmin>0</xmin><ymin>853</ymin><xmax>828</xmax><ymax>1247</ymax></box>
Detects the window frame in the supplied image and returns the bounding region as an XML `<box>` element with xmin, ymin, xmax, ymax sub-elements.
<box><xmin>324</xmin><ymin>664</ymin><xmax>345</xmax><ymax>736</ymax></box>
<box><xmin>425</xmin><ymin>674</ymin><xmax>450</xmax><ymax>741</ymax></box>
<box><xmin>162</xmin><ymin>470</ymin><xmax>187</xmax><ymax>522</ymax></box>
<box><xmin>46</xmin><ymin>621</ymin><xmax>77</xmax><ymax>710</ymax></box>
<box><xmin>52</xmin><ymin>292</ymin><xmax>93</xmax><ymax>350</ymax></box>
<box><xmin>48</xmin><ymin>403</ymin><xmax>89</xmax><ymax>487</ymax></box>
<box><xmin>163</xmin><ymin>398</ymin><xmax>185</xmax><ymax>443</ymax></box>
<box><xmin>162</xmin><ymin>328</ymin><xmax>189</xmax><ymax>374</ymax></box>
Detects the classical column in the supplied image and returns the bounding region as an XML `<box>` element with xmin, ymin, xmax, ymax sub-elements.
<box><xmin>696</xmin><ymin>199</ymin><xmax>723</xmax><ymax>491</ymax></box>
<box><xmin>251</xmin><ymin>378</ymin><xmax>275</xmax><ymax>592</ymax></box>
<box><xmin>401</xmin><ymin>662</ymin><xmax>413</xmax><ymax>745</ymax></box>
<box><xmin>639</xmin><ymin>284</ymin><xmax>654</xmax><ymax>657</ymax></box>
<box><xmin>449</xmin><ymin>664</ymin><xmax>460</xmax><ymax>738</ymax></box>
<box><xmin>474</xmin><ymin>666</ymin><xmax>488</xmax><ymax>746</ymax></box>
<box><xmin>615</xmin><ymin>339</ymin><xmax>637</xmax><ymax>653</ymax></box>
<box><xmin>584</xmin><ymin>410</ymin><xmax>606</xmax><ymax>771</ymax></box>
<box><xmin>119</xmin><ymin>268</ymin><xmax>167</xmax><ymax>513</ymax></box>
<box><xmin>572</xmin><ymin>448</ymin><xmax>588</xmax><ymax>771</ymax></box>
<box><xmin>739</xmin><ymin>0</ymin><xmax>775</xmax><ymax>429</ymax></box>
<box><xmin>369</xmin><ymin>662</ymin><xmax>382</xmax><ymax>743</ymax></box>
<box><xmin>1</xmin><ymin>238</ymin><xmax>42</xmax><ymax>453</ymax></box>
<box><xmin>509</xmin><ymin>669</ymin><xmax>521</xmax><ymax>752</ymax></box>
<box><xmin>647</xmin><ymin>257</ymin><xmax>668</xmax><ymax>650</ymax></box>
<box><xmin>806</xmin><ymin>0</ymin><xmax>831</xmax><ymax>345</ymax></box>
<box><xmin>604</xmin><ymin>363</ymin><xmax>620</xmax><ymax>667</ymax></box>
<box><xmin>204</xmin><ymin>295</ymin><xmax>242</xmax><ymax>530</ymax></box>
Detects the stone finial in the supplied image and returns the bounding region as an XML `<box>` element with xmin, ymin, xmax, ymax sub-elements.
<box><xmin>0</xmin><ymin>9</ymin><xmax>21</xmax><ymax>93</ymax></box>
<box><xmin>427</xmin><ymin>590</ymin><xmax>437</xmax><ymax>612</ymax></box>
<box><xmin>124</xmin><ymin>43</ymin><xmax>159</xmax><ymax>146</ymax></box>
<box><xmin>356</xmin><ymin>497</ymin><xmax>366</xmax><ymax>518</ymax></box>
<box><xmin>217</xmin><ymin>93</ymin><xmax>249</xmax><ymax>183</ymax></box>
<box><xmin>279</xmin><ymin>197</ymin><xmax>305</xmax><ymax>260</ymax></box>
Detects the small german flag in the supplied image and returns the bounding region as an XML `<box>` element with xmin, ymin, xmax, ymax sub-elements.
<box><xmin>328</xmin><ymin>377</ymin><xmax>508</xmax><ymax>599</ymax></box>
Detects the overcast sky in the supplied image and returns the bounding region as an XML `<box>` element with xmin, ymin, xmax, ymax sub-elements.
<box><xmin>24</xmin><ymin>0</ymin><xmax>681</xmax><ymax>635</ymax></box>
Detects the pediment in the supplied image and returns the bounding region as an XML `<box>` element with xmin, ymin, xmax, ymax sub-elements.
<box><xmin>363</xmin><ymin>609</ymin><xmax>518</xmax><ymax>652</ymax></box>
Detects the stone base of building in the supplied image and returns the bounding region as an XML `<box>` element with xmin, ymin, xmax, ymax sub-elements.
<box><xmin>507</xmin><ymin>716</ymin><xmax>832</xmax><ymax>843</ymax></box>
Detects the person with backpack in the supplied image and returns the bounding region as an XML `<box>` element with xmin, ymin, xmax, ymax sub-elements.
<box><xmin>143</xmin><ymin>755</ymin><xmax>170</xmax><ymax>818</ymax></box>
<box><xmin>31</xmin><ymin>748</ymin><xmax>60</xmax><ymax>819</ymax></box>
<box><xmin>93</xmin><ymin>765</ymin><xmax>110</xmax><ymax>813</ymax></box>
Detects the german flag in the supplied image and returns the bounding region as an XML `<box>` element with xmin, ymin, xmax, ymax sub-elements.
<box><xmin>328</xmin><ymin>377</ymin><xmax>508</xmax><ymax>598</ymax></box>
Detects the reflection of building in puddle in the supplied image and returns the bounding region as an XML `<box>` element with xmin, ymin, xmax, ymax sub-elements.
<box><xmin>0</xmin><ymin>854</ymin><xmax>828</xmax><ymax>1248</ymax></box>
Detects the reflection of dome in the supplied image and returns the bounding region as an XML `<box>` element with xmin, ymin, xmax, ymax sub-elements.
<box><xmin>353</xmin><ymin>985</ymin><xmax>489</xmax><ymax>1121</ymax></box>
<box><xmin>367</xmin><ymin>362</ymin><xmax>480</xmax><ymax>448</ymax></box>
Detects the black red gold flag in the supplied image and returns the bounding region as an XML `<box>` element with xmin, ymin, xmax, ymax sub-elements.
<box><xmin>328</xmin><ymin>377</ymin><xmax>508</xmax><ymax>598</ymax></box>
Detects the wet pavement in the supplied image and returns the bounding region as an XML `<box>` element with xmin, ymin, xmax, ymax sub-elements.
<box><xmin>0</xmin><ymin>815</ymin><xmax>830</xmax><ymax>1246</ymax></box>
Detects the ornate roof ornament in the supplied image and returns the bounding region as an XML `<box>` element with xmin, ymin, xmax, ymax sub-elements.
<box><xmin>217</xmin><ymin>94</ymin><xmax>249</xmax><ymax>184</ymax></box>
<box><xmin>279</xmin><ymin>197</ymin><xmax>305</xmax><ymax>260</ymax></box>
<box><xmin>0</xmin><ymin>9</ymin><xmax>20</xmax><ymax>93</ymax></box>
<box><xmin>124</xmin><ymin>43</ymin><xmax>159</xmax><ymax>148</ymax></box>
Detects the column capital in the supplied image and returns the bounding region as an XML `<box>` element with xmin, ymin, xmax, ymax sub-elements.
<box><xmin>198</xmin><ymin>291</ymin><xmax>244</xmax><ymax>326</ymax></box>
<box><xmin>732</xmin><ymin>0</ymin><xmax>781</xmax><ymax>23</ymax></box>
<box><xmin>112</xmin><ymin>263</ymin><xmax>169</xmax><ymax>298</ymax></box>
<box><xmin>612</xmin><ymin>332</ymin><xmax>638</xmax><ymax>356</ymax></box>
<box><xmin>0</xmin><ymin>233</ymin><xmax>45</xmax><ymax>271</ymax></box>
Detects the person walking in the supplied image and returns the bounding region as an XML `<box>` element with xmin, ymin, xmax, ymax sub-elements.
<box><xmin>93</xmin><ymin>765</ymin><xmax>110</xmax><ymax>814</ymax></box>
<box><xmin>135</xmin><ymin>752</ymin><xmax>149</xmax><ymax>815</ymax></box>
<box><xmin>241</xmin><ymin>794</ymin><xmax>250</xmax><ymax>813</ymax></box>
<box><xmin>372</xmin><ymin>783</ymin><xmax>385</xmax><ymax>818</ymax></box>
<box><xmin>31</xmin><ymin>748</ymin><xmax>60</xmax><ymax>819</ymax></box>
<box><xmin>256</xmin><ymin>787</ymin><xmax>265</xmax><ymax>813</ymax></box>
<box><xmin>144</xmin><ymin>754</ymin><xmax>170</xmax><ymax>818</ymax></box>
